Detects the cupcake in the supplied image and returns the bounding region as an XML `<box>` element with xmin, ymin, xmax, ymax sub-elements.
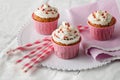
<box><xmin>52</xmin><ymin>22</ymin><xmax>81</xmax><ymax>59</ymax></box>
<box><xmin>32</xmin><ymin>3</ymin><xmax>59</xmax><ymax>35</ymax></box>
<box><xmin>87</xmin><ymin>10</ymin><xmax>116</xmax><ymax>40</ymax></box>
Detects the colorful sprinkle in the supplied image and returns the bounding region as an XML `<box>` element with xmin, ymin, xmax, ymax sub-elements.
<box><xmin>103</xmin><ymin>16</ymin><xmax>105</xmax><ymax>18</ymax></box>
<box><xmin>54</xmin><ymin>34</ymin><xmax>59</xmax><ymax>38</ymax></box>
<box><xmin>46</xmin><ymin>11</ymin><xmax>48</xmax><ymax>14</ymax></box>
<box><xmin>76</xmin><ymin>34</ymin><xmax>78</xmax><ymax>36</ymax></box>
<box><xmin>74</xmin><ymin>31</ymin><xmax>77</xmax><ymax>33</ymax></box>
<box><xmin>48</xmin><ymin>5</ymin><xmax>50</xmax><ymax>7</ymax></box>
<box><xmin>41</xmin><ymin>4</ymin><xmax>44</xmax><ymax>8</ymax></box>
<box><xmin>93</xmin><ymin>13</ymin><xmax>96</xmax><ymax>18</ymax></box>
<box><xmin>97</xmin><ymin>19</ymin><xmax>100</xmax><ymax>21</ymax></box>
<box><xmin>65</xmin><ymin>23</ymin><xmax>70</xmax><ymax>27</ymax></box>
<box><xmin>64</xmin><ymin>36</ymin><xmax>68</xmax><ymax>40</ymax></box>
<box><xmin>42</xmin><ymin>9</ymin><xmax>45</xmax><ymax>11</ymax></box>
<box><xmin>52</xmin><ymin>12</ymin><xmax>54</xmax><ymax>14</ymax></box>
<box><xmin>102</xmin><ymin>13</ymin><xmax>104</xmax><ymax>16</ymax></box>
<box><xmin>48</xmin><ymin>9</ymin><xmax>52</xmax><ymax>12</ymax></box>
<box><xmin>60</xmin><ymin>28</ymin><xmax>62</xmax><ymax>31</ymax></box>
<box><xmin>61</xmin><ymin>30</ymin><xmax>64</xmax><ymax>33</ymax></box>
<box><xmin>58</xmin><ymin>31</ymin><xmax>60</xmax><ymax>33</ymax></box>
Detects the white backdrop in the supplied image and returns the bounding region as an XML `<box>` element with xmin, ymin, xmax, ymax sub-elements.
<box><xmin>0</xmin><ymin>0</ymin><xmax>120</xmax><ymax>80</ymax></box>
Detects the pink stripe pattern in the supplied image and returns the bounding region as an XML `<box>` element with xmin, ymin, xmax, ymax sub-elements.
<box><xmin>77</xmin><ymin>25</ymin><xmax>89</xmax><ymax>31</ymax></box>
<box><xmin>16</xmin><ymin>42</ymin><xmax>51</xmax><ymax>64</ymax></box>
<box><xmin>22</xmin><ymin>45</ymin><xmax>54</xmax><ymax>72</ymax></box>
<box><xmin>6</xmin><ymin>37</ymin><xmax>54</xmax><ymax>73</ymax></box>
<box><xmin>7</xmin><ymin>38</ymin><xmax>51</xmax><ymax>55</ymax></box>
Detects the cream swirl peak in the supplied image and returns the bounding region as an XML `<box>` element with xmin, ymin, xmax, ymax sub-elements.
<box><xmin>52</xmin><ymin>22</ymin><xmax>80</xmax><ymax>45</ymax></box>
<box><xmin>88</xmin><ymin>10</ymin><xmax>112</xmax><ymax>26</ymax></box>
<box><xmin>34</xmin><ymin>3</ymin><xmax>59</xmax><ymax>18</ymax></box>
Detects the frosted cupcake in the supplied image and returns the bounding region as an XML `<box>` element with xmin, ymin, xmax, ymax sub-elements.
<box><xmin>87</xmin><ymin>10</ymin><xmax>116</xmax><ymax>40</ymax></box>
<box><xmin>32</xmin><ymin>3</ymin><xmax>59</xmax><ymax>35</ymax></box>
<box><xmin>52</xmin><ymin>22</ymin><xmax>81</xmax><ymax>59</ymax></box>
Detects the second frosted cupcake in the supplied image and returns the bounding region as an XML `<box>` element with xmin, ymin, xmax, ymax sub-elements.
<box><xmin>87</xmin><ymin>10</ymin><xmax>116</xmax><ymax>40</ymax></box>
<box><xmin>52</xmin><ymin>22</ymin><xmax>81</xmax><ymax>59</ymax></box>
<box><xmin>32</xmin><ymin>3</ymin><xmax>59</xmax><ymax>35</ymax></box>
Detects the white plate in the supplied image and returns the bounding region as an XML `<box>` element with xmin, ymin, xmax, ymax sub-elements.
<box><xmin>17</xmin><ymin>19</ymin><xmax>110</xmax><ymax>71</ymax></box>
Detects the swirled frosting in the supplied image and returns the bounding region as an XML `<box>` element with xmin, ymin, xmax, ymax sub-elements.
<box><xmin>88</xmin><ymin>10</ymin><xmax>112</xmax><ymax>26</ymax></box>
<box><xmin>34</xmin><ymin>3</ymin><xmax>59</xmax><ymax>18</ymax></box>
<box><xmin>52</xmin><ymin>22</ymin><xmax>80</xmax><ymax>45</ymax></box>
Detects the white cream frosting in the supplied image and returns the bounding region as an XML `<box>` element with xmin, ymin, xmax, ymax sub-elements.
<box><xmin>52</xmin><ymin>22</ymin><xmax>80</xmax><ymax>45</ymax></box>
<box><xmin>34</xmin><ymin>4</ymin><xmax>59</xmax><ymax>18</ymax></box>
<box><xmin>88</xmin><ymin>10</ymin><xmax>112</xmax><ymax>26</ymax></box>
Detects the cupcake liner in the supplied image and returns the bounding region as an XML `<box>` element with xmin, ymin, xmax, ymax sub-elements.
<box><xmin>52</xmin><ymin>40</ymin><xmax>80</xmax><ymax>59</ymax></box>
<box><xmin>88</xmin><ymin>23</ymin><xmax>115</xmax><ymax>40</ymax></box>
<box><xmin>33</xmin><ymin>19</ymin><xmax>58</xmax><ymax>35</ymax></box>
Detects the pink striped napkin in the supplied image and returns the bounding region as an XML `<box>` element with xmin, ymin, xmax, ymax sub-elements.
<box><xmin>67</xmin><ymin>0</ymin><xmax>120</xmax><ymax>62</ymax></box>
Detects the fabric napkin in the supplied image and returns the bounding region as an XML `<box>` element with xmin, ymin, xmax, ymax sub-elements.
<box><xmin>67</xmin><ymin>0</ymin><xmax>120</xmax><ymax>62</ymax></box>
